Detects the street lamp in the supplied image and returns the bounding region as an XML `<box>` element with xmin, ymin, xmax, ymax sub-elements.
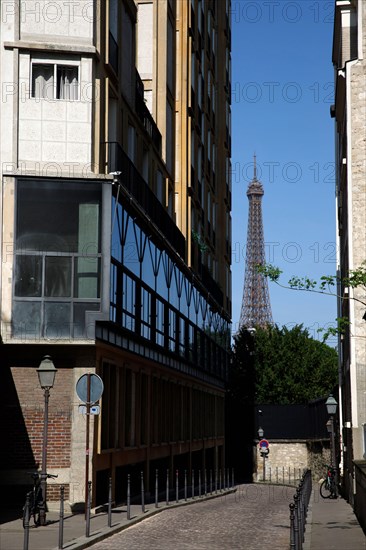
<box><xmin>36</xmin><ymin>355</ymin><xmax>57</xmax><ymax>526</ymax></box>
<box><xmin>326</xmin><ymin>394</ymin><xmax>338</xmax><ymax>416</ymax></box>
<box><xmin>325</xmin><ymin>393</ymin><xmax>338</xmax><ymax>497</ymax></box>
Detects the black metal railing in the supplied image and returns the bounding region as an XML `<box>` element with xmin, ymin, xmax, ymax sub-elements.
<box><xmin>135</xmin><ymin>70</ymin><xmax>162</xmax><ymax>152</ymax></box>
<box><xmin>289</xmin><ymin>469</ymin><xmax>312</xmax><ymax>550</ymax></box>
<box><xmin>105</xmin><ymin>142</ymin><xmax>185</xmax><ymax>259</ymax></box>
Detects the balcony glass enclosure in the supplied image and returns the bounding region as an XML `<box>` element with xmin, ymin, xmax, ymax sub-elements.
<box><xmin>12</xmin><ymin>178</ymin><xmax>230</xmax><ymax>382</ymax></box>
<box><xmin>13</xmin><ymin>179</ymin><xmax>102</xmax><ymax>339</ymax></box>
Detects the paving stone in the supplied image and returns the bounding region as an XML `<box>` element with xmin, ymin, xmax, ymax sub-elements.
<box><xmin>87</xmin><ymin>485</ymin><xmax>291</xmax><ymax>550</ymax></box>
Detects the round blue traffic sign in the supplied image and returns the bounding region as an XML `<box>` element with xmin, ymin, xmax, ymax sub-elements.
<box><xmin>76</xmin><ymin>373</ymin><xmax>104</xmax><ymax>404</ymax></box>
<box><xmin>259</xmin><ymin>439</ymin><xmax>269</xmax><ymax>449</ymax></box>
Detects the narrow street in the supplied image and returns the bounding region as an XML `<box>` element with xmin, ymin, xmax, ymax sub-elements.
<box><xmin>87</xmin><ymin>484</ymin><xmax>291</xmax><ymax>549</ymax></box>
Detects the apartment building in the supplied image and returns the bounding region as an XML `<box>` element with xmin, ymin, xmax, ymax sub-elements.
<box><xmin>0</xmin><ymin>0</ymin><xmax>231</xmax><ymax>509</ymax></box>
<box><xmin>332</xmin><ymin>0</ymin><xmax>366</xmax><ymax>530</ymax></box>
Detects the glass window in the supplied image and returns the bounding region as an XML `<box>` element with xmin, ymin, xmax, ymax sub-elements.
<box><xmin>12</xmin><ymin>301</ymin><xmax>41</xmax><ymax>338</ymax></box>
<box><xmin>107</xmin><ymin>202</ymin><xmax>230</xmax><ymax>368</ymax></box>
<box><xmin>141</xmin><ymin>287</ymin><xmax>151</xmax><ymax>340</ymax></box>
<box><xmin>13</xmin><ymin>180</ymin><xmax>102</xmax><ymax>340</ymax></box>
<box><xmin>74</xmin><ymin>303</ymin><xmax>100</xmax><ymax>338</ymax></box>
<box><xmin>16</xmin><ymin>180</ymin><xmax>101</xmax><ymax>253</ymax></box>
<box><xmin>74</xmin><ymin>257</ymin><xmax>100</xmax><ymax>299</ymax></box>
<box><xmin>32</xmin><ymin>63</ymin><xmax>79</xmax><ymax>100</ymax></box>
<box><xmin>141</xmin><ymin>245</ymin><xmax>155</xmax><ymax>289</ymax></box>
<box><xmin>124</xmin><ymin>218</ymin><xmax>139</xmax><ymax>276</ymax></box>
<box><xmin>44</xmin><ymin>302</ymin><xmax>71</xmax><ymax>338</ymax></box>
<box><xmin>122</xmin><ymin>273</ymin><xmax>135</xmax><ymax>332</ymax></box>
<box><xmin>57</xmin><ymin>66</ymin><xmax>78</xmax><ymax>100</ymax></box>
<box><xmin>14</xmin><ymin>255</ymin><xmax>42</xmax><ymax>297</ymax></box>
<box><xmin>32</xmin><ymin>64</ymin><xmax>54</xmax><ymax>99</ymax></box>
<box><xmin>45</xmin><ymin>257</ymin><xmax>72</xmax><ymax>297</ymax></box>
<box><xmin>156</xmin><ymin>298</ymin><xmax>165</xmax><ymax>346</ymax></box>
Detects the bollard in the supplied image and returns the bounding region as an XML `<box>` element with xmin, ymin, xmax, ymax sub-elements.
<box><xmin>199</xmin><ymin>470</ymin><xmax>201</xmax><ymax>497</ymax></box>
<box><xmin>289</xmin><ymin>466</ymin><xmax>291</xmax><ymax>484</ymax></box>
<box><xmin>232</xmin><ymin>468</ymin><xmax>235</xmax><ymax>489</ymax></box>
<box><xmin>283</xmin><ymin>466</ymin><xmax>285</xmax><ymax>484</ymax></box>
<box><xmin>176</xmin><ymin>470</ymin><xmax>179</xmax><ymax>503</ymax></box>
<box><xmin>294</xmin><ymin>493</ymin><xmax>300</xmax><ymax>549</ymax></box>
<box><xmin>166</xmin><ymin>469</ymin><xmax>169</xmax><ymax>505</ymax></box>
<box><xmin>292</xmin><ymin>469</ymin><xmax>312</xmax><ymax>548</ymax></box>
<box><xmin>141</xmin><ymin>471</ymin><xmax>145</xmax><ymax>513</ymax></box>
<box><xmin>155</xmin><ymin>469</ymin><xmax>159</xmax><ymax>508</ymax></box>
<box><xmin>227</xmin><ymin>468</ymin><xmax>229</xmax><ymax>490</ymax></box>
<box><xmin>289</xmin><ymin>502</ymin><xmax>296</xmax><ymax>550</ymax></box>
<box><xmin>298</xmin><ymin>484</ymin><xmax>304</xmax><ymax>542</ymax></box>
<box><xmin>184</xmin><ymin>470</ymin><xmax>187</xmax><ymax>501</ymax></box>
<box><xmin>204</xmin><ymin>469</ymin><xmax>207</xmax><ymax>496</ymax></box>
<box><xmin>85</xmin><ymin>481</ymin><xmax>92</xmax><ymax>538</ymax></box>
<box><xmin>215</xmin><ymin>469</ymin><xmax>218</xmax><ymax>494</ymax></box>
<box><xmin>210</xmin><ymin>469</ymin><xmax>213</xmax><ymax>494</ymax></box>
<box><xmin>192</xmin><ymin>469</ymin><xmax>195</xmax><ymax>499</ymax></box>
<box><xmin>219</xmin><ymin>469</ymin><xmax>222</xmax><ymax>492</ymax></box>
<box><xmin>108</xmin><ymin>477</ymin><xmax>112</xmax><ymax>528</ymax></box>
<box><xmin>269</xmin><ymin>467</ymin><xmax>272</xmax><ymax>483</ymax></box>
<box><xmin>127</xmin><ymin>474</ymin><xmax>131</xmax><ymax>520</ymax></box>
<box><xmin>58</xmin><ymin>485</ymin><xmax>65</xmax><ymax>549</ymax></box>
<box><xmin>288</xmin><ymin>469</ymin><xmax>312</xmax><ymax>549</ymax></box>
<box><xmin>23</xmin><ymin>492</ymin><xmax>30</xmax><ymax>550</ymax></box>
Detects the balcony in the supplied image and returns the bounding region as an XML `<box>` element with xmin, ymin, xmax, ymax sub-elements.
<box><xmin>135</xmin><ymin>70</ymin><xmax>162</xmax><ymax>152</ymax></box>
<box><xmin>105</xmin><ymin>141</ymin><xmax>185</xmax><ymax>259</ymax></box>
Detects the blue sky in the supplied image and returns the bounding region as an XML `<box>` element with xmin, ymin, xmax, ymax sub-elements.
<box><xmin>231</xmin><ymin>1</ymin><xmax>337</xmax><ymax>342</ymax></box>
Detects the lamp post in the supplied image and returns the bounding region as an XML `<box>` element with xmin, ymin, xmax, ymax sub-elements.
<box><xmin>325</xmin><ymin>393</ymin><xmax>338</xmax><ymax>497</ymax></box>
<box><xmin>36</xmin><ymin>355</ymin><xmax>57</xmax><ymax>526</ymax></box>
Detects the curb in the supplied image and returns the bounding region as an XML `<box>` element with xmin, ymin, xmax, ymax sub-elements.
<box><xmin>52</xmin><ymin>489</ymin><xmax>237</xmax><ymax>550</ymax></box>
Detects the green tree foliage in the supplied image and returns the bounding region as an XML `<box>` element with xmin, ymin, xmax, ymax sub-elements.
<box><xmin>231</xmin><ymin>324</ymin><xmax>338</xmax><ymax>405</ymax></box>
<box><xmin>256</xmin><ymin>262</ymin><xmax>366</xmax><ymax>300</ymax></box>
<box><xmin>256</xmin><ymin>262</ymin><xmax>366</xmax><ymax>340</ymax></box>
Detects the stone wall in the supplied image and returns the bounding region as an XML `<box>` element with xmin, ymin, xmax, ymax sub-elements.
<box><xmin>254</xmin><ymin>440</ymin><xmax>330</xmax><ymax>483</ymax></box>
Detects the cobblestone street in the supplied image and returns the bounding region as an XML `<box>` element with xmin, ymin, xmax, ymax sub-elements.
<box><xmin>87</xmin><ymin>484</ymin><xmax>292</xmax><ymax>550</ymax></box>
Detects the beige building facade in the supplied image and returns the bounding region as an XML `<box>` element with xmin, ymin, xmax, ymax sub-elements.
<box><xmin>332</xmin><ymin>0</ymin><xmax>366</xmax><ymax>530</ymax></box>
<box><xmin>0</xmin><ymin>0</ymin><xmax>231</xmax><ymax>510</ymax></box>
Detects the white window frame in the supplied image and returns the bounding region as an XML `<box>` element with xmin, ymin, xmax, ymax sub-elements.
<box><xmin>30</xmin><ymin>57</ymin><xmax>80</xmax><ymax>101</ymax></box>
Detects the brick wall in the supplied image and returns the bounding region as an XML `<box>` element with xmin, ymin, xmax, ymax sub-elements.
<box><xmin>2</xmin><ymin>366</ymin><xmax>73</xmax><ymax>471</ymax></box>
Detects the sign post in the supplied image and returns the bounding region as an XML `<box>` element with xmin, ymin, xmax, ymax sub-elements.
<box><xmin>258</xmin><ymin>439</ymin><xmax>270</xmax><ymax>481</ymax></box>
<box><xmin>76</xmin><ymin>374</ymin><xmax>104</xmax><ymax>515</ymax></box>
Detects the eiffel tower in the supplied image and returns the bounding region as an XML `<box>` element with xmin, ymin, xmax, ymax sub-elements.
<box><xmin>239</xmin><ymin>155</ymin><xmax>273</xmax><ymax>329</ymax></box>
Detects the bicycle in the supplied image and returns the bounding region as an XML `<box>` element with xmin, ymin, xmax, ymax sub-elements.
<box><xmin>23</xmin><ymin>472</ymin><xmax>58</xmax><ymax>528</ymax></box>
<box><xmin>320</xmin><ymin>465</ymin><xmax>337</xmax><ymax>499</ymax></box>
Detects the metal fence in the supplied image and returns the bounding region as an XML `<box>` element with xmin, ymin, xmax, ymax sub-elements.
<box><xmin>289</xmin><ymin>469</ymin><xmax>312</xmax><ymax>550</ymax></box>
<box><xmin>268</xmin><ymin>466</ymin><xmax>306</xmax><ymax>485</ymax></box>
<box><xmin>23</xmin><ymin>467</ymin><xmax>235</xmax><ymax>550</ymax></box>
